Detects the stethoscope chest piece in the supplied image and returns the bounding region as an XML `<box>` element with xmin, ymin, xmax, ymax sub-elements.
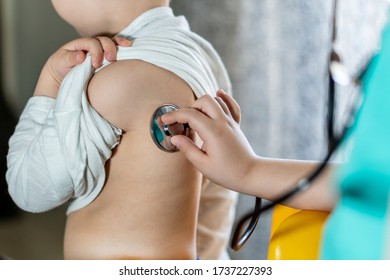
<box><xmin>150</xmin><ymin>104</ymin><xmax>189</xmax><ymax>152</ymax></box>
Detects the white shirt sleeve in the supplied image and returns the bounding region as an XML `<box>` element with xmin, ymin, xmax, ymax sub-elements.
<box><xmin>6</xmin><ymin>55</ymin><xmax>122</xmax><ymax>215</ymax></box>
<box><xmin>6</xmin><ymin>96</ymin><xmax>74</xmax><ymax>213</ymax></box>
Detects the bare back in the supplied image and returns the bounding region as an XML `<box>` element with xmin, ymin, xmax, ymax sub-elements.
<box><xmin>63</xmin><ymin>60</ymin><xmax>202</xmax><ymax>259</ymax></box>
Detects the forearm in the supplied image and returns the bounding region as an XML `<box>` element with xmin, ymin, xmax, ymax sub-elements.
<box><xmin>33</xmin><ymin>63</ymin><xmax>61</xmax><ymax>98</ymax></box>
<box><xmin>242</xmin><ymin>156</ymin><xmax>337</xmax><ymax>211</ymax></box>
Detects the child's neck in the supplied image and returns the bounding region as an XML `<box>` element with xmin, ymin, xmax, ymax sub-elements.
<box><xmin>107</xmin><ymin>0</ymin><xmax>170</xmax><ymax>36</ymax></box>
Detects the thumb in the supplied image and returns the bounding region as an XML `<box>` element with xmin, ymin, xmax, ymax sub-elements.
<box><xmin>47</xmin><ymin>49</ymin><xmax>87</xmax><ymax>84</ymax></box>
<box><xmin>59</xmin><ymin>50</ymin><xmax>86</xmax><ymax>69</ymax></box>
<box><xmin>69</xmin><ymin>50</ymin><xmax>86</xmax><ymax>66</ymax></box>
<box><xmin>171</xmin><ymin>135</ymin><xmax>206</xmax><ymax>168</ymax></box>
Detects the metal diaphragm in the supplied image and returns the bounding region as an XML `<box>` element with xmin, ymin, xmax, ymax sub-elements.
<box><xmin>150</xmin><ymin>104</ymin><xmax>189</xmax><ymax>152</ymax></box>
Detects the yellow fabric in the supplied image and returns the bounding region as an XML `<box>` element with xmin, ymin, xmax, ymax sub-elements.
<box><xmin>268</xmin><ymin>205</ymin><xmax>329</xmax><ymax>260</ymax></box>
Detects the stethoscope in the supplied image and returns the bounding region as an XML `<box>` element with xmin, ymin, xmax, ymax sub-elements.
<box><xmin>149</xmin><ymin>0</ymin><xmax>367</xmax><ymax>251</ymax></box>
<box><xmin>150</xmin><ymin>104</ymin><xmax>190</xmax><ymax>152</ymax></box>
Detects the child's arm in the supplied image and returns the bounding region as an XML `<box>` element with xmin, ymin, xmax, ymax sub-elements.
<box><xmin>162</xmin><ymin>91</ymin><xmax>337</xmax><ymax>212</ymax></box>
<box><xmin>6</xmin><ymin>37</ymin><xmax>130</xmax><ymax>212</ymax></box>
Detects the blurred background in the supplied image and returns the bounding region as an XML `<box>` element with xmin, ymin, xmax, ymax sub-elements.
<box><xmin>0</xmin><ymin>0</ymin><xmax>388</xmax><ymax>259</ymax></box>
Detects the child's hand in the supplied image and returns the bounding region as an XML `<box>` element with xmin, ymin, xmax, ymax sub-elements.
<box><xmin>161</xmin><ymin>90</ymin><xmax>257</xmax><ymax>191</ymax></box>
<box><xmin>34</xmin><ymin>36</ymin><xmax>131</xmax><ymax>98</ymax></box>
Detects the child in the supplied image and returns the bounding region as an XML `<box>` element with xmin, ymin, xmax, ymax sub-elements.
<box><xmin>6</xmin><ymin>0</ymin><xmax>237</xmax><ymax>259</ymax></box>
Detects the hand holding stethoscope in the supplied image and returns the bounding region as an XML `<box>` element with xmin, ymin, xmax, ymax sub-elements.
<box><xmin>160</xmin><ymin>91</ymin><xmax>259</xmax><ymax>194</ymax></box>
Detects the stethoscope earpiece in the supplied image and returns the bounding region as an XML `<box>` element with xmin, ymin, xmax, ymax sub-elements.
<box><xmin>150</xmin><ymin>104</ymin><xmax>189</xmax><ymax>152</ymax></box>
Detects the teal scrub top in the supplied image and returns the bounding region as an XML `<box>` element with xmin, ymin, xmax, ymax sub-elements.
<box><xmin>320</xmin><ymin>13</ymin><xmax>390</xmax><ymax>259</ymax></box>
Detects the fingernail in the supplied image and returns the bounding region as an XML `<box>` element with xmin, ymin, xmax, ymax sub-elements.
<box><xmin>116</xmin><ymin>37</ymin><xmax>132</xmax><ymax>46</ymax></box>
<box><xmin>75</xmin><ymin>52</ymin><xmax>84</xmax><ymax>63</ymax></box>
<box><xmin>170</xmin><ymin>136</ymin><xmax>180</xmax><ymax>148</ymax></box>
<box><xmin>92</xmin><ymin>58</ymin><xmax>101</xmax><ymax>68</ymax></box>
<box><xmin>123</xmin><ymin>39</ymin><xmax>132</xmax><ymax>46</ymax></box>
<box><xmin>106</xmin><ymin>51</ymin><xmax>115</xmax><ymax>61</ymax></box>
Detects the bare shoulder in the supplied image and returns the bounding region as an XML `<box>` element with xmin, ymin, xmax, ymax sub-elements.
<box><xmin>87</xmin><ymin>59</ymin><xmax>195</xmax><ymax>132</ymax></box>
